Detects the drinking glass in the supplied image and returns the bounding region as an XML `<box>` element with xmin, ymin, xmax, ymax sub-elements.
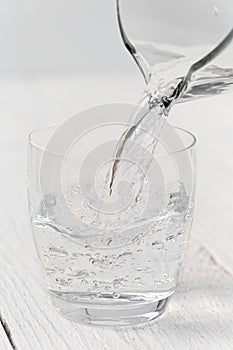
<box><xmin>27</xmin><ymin>105</ymin><xmax>197</xmax><ymax>326</ymax></box>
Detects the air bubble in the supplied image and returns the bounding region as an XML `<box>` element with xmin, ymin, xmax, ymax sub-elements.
<box><xmin>69</xmin><ymin>270</ymin><xmax>89</xmax><ymax>278</ymax></box>
<box><xmin>152</xmin><ymin>241</ymin><xmax>164</xmax><ymax>250</ymax></box>
<box><xmin>71</xmin><ymin>252</ymin><xmax>84</xmax><ymax>258</ymax></box>
<box><xmin>185</xmin><ymin>214</ymin><xmax>192</xmax><ymax>221</ymax></box>
<box><xmin>135</xmin><ymin>277</ymin><xmax>141</xmax><ymax>281</ymax></box>
<box><xmin>113</xmin><ymin>292</ymin><xmax>120</xmax><ymax>299</ymax></box>
<box><xmin>113</xmin><ymin>277</ymin><xmax>127</xmax><ymax>288</ymax></box>
<box><xmin>166</xmin><ymin>235</ymin><xmax>176</xmax><ymax>242</ymax></box>
<box><xmin>177</xmin><ymin>231</ymin><xmax>184</xmax><ymax>238</ymax></box>
<box><xmin>49</xmin><ymin>247</ymin><xmax>68</xmax><ymax>258</ymax></box>
<box><xmin>119</xmin><ymin>252</ymin><xmax>132</xmax><ymax>258</ymax></box>
<box><xmin>55</xmin><ymin>278</ymin><xmax>72</xmax><ymax>286</ymax></box>
<box><xmin>80</xmin><ymin>279</ymin><xmax>88</xmax><ymax>284</ymax></box>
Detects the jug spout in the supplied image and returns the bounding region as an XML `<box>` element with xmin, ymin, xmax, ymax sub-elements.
<box><xmin>117</xmin><ymin>0</ymin><xmax>233</xmax><ymax>102</ymax></box>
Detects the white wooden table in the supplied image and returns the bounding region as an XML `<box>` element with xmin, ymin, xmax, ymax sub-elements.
<box><xmin>1</xmin><ymin>73</ymin><xmax>233</xmax><ymax>349</ymax></box>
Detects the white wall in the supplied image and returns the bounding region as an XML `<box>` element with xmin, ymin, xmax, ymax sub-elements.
<box><xmin>0</xmin><ymin>0</ymin><xmax>134</xmax><ymax>72</ymax></box>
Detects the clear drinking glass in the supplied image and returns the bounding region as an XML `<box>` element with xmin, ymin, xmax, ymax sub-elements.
<box><xmin>27</xmin><ymin>106</ymin><xmax>196</xmax><ymax>326</ymax></box>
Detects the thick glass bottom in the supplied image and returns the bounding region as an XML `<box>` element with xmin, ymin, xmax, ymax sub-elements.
<box><xmin>50</xmin><ymin>291</ymin><xmax>172</xmax><ymax>326</ymax></box>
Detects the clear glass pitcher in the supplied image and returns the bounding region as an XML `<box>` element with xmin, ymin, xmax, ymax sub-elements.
<box><xmin>117</xmin><ymin>0</ymin><xmax>233</xmax><ymax>104</ymax></box>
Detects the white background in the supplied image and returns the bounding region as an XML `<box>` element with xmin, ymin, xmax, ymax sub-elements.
<box><xmin>0</xmin><ymin>0</ymin><xmax>133</xmax><ymax>72</ymax></box>
<box><xmin>0</xmin><ymin>0</ymin><xmax>144</xmax><ymax>148</ymax></box>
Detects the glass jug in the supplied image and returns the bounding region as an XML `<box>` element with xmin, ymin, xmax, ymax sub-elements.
<box><xmin>117</xmin><ymin>0</ymin><xmax>233</xmax><ymax>105</ymax></box>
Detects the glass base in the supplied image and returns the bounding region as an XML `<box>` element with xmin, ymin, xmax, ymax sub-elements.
<box><xmin>50</xmin><ymin>293</ymin><xmax>171</xmax><ymax>326</ymax></box>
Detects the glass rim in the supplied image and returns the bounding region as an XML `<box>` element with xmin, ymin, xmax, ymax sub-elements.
<box><xmin>28</xmin><ymin>122</ymin><xmax>197</xmax><ymax>156</ymax></box>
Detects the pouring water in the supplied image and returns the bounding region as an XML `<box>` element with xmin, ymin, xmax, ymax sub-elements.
<box><xmin>107</xmin><ymin>0</ymin><xmax>233</xmax><ymax>198</ymax></box>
